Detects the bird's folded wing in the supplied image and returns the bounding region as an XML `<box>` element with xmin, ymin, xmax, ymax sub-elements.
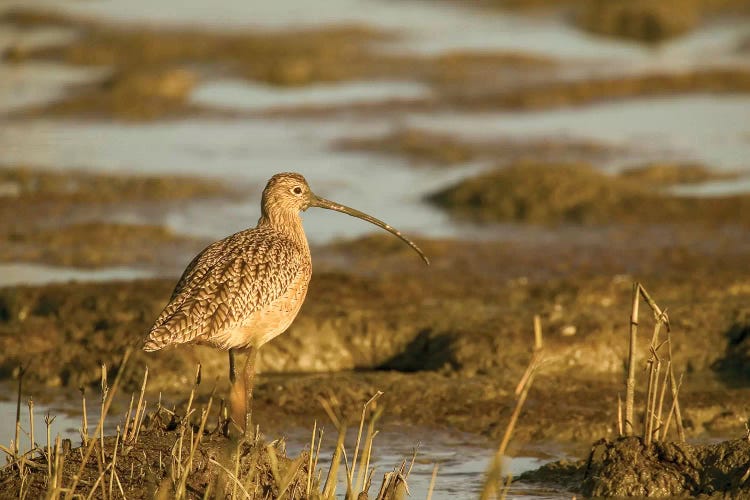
<box><xmin>146</xmin><ymin>229</ymin><xmax>305</xmax><ymax>349</ymax></box>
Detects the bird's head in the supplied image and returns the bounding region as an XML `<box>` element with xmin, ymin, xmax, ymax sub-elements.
<box><xmin>261</xmin><ymin>172</ymin><xmax>314</xmax><ymax>213</ymax></box>
<box><xmin>260</xmin><ymin>172</ymin><xmax>429</xmax><ymax>265</ymax></box>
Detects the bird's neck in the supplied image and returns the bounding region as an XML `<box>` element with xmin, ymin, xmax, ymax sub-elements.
<box><xmin>257</xmin><ymin>212</ymin><xmax>309</xmax><ymax>254</ymax></box>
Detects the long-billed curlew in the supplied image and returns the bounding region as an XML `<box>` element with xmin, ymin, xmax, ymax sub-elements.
<box><xmin>144</xmin><ymin>172</ymin><xmax>428</xmax><ymax>434</ymax></box>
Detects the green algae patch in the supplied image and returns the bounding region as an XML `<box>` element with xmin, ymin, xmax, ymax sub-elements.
<box><xmin>428</xmin><ymin>162</ymin><xmax>750</xmax><ymax>225</ymax></box>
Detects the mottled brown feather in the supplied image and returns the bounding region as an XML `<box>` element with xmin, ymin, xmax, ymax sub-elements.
<box><xmin>144</xmin><ymin>225</ymin><xmax>310</xmax><ymax>351</ymax></box>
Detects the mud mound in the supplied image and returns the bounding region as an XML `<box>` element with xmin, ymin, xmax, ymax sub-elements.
<box><xmin>583</xmin><ymin>436</ymin><xmax>750</xmax><ymax>497</ymax></box>
<box><xmin>0</xmin><ymin>222</ymin><xmax>202</xmax><ymax>268</ymax></box>
<box><xmin>520</xmin><ymin>436</ymin><xmax>750</xmax><ymax>497</ymax></box>
<box><xmin>619</xmin><ymin>162</ymin><xmax>740</xmax><ymax>185</ymax></box>
<box><xmin>428</xmin><ymin>162</ymin><xmax>750</xmax><ymax>225</ymax></box>
<box><xmin>0</xmin><ymin>407</ymin><xmax>313</xmax><ymax>499</ymax></box>
<box><xmin>578</xmin><ymin>0</ymin><xmax>699</xmax><ymax>42</ymax></box>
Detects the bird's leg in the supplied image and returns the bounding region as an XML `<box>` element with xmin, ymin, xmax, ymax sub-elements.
<box><xmin>228</xmin><ymin>348</ymin><xmax>247</xmax><ymax>434</ymax></box>
<box><xmin>243</xmin><ymin>346</ymin><xmax>257</xmax><ymax>437</ymax></box>
<box><xmin>228</xmin><ymin>348</ymin><xmax>237</xmax><ymax>384</ymax></box>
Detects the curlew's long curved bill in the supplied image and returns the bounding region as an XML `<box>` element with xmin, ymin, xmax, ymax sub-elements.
<box><xmin>311</xmin><ymin>195</ymin><xmax>429</xmax><ymax>265</ymax></box>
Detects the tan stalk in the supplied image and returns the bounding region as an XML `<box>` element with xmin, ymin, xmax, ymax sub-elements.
<box><xmin>313</xmin><ymin>427</ymin><xmax>324</xmax><ymax>483</ymax></box>
<box><xmin>208</xmin><ymin>458</ymin><xmax>251</xmax><ymax>499</ymax></box>
<box><xmin>232</xmin><ymin>441</ymin><xmax>241</xmax><ymax>499</ymax></box>
<box><xmin>663</xmin><ymin>372</ymin><xmax>684</xmax><ymax>440</ymax></box>
<box><xmin>81</xmin><ymin>388</ymin><xmax>89</xmax><ymax>447</ymax></box>
<box><xmin>277</xmin><ymin>454</ymin><xmax>306</xmax><ymax>498</ymax></box>
<box><xmin>15</xmin><ymin>365</ymin><xmax>25</xmax><ymax>461</ymax></box>
<box><xmin>426</xmin><ymin>464</ymin><xmax>439</xmax><ymax>500</ymax></box>
<box><xmin>122</xmin><ymin>394</ymin><xmax>135</xmax><ymax>442</ymax></box>
<box><xmin>84</xmin><ymin>463</ymin><xmax>113</xmax><ymax>500</ymax></box>
<box><xmin>481</xmin><ymin>318</ymin><xmax>543</xmax><ymax>500</ymax></box>
<box><xmin>176</xmin><ymin>397</ymin><xmax>212</xmax><ymax>499</ymax></box>
<box><xmin>350</xmin><ymin>392</ymin><xmax>383</xmax><ymax>490</ymax></box>
<box><xmin>307</xmin><ymin>420</ymin><xmax>317</xmax><ymax>496</ymax></box>
<box><xmin>65</xmin><ymin>347</ymin><xmax>133</xmax><ymax>499</ymax></box>
<box><xmin>624</xmin><ymin>282</ymin><xmax>640</xmax><ymax>436</ymax></box>
<box><xmin>109</xmin><ymin>426</ymin><xmax>121</xmax><ymax>499</ymax></box>
<box><xmin>655</xmin><ymin>360</ymin><xmax>671</xmax><ymax>440</ymax></box>
<box><xmin>666</xmin><ymin>330</ymin><xmax>685</xmax><ymax>441</ymax></box>
<box><xmin>28</xmin><ymin>398</ymin><xmax>35</xmax><ymax>453</ymax></box>
<box><xmin>128</xmin><ymin>367</ymin><xmax>149</xmax><ymax>442</ymax></box>
<box><xmin>356</xmin><ymin>407</ymin><xmax>383</xmax><ymax>493</ymax></box>
<box><xmin>45</xmin><ymin>413</ymin><xmax>54</xmax><ymax>480</ymax></box>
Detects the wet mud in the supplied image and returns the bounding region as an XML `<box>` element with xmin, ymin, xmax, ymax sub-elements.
<box><xmin>521</xmin><ymin>436</ymin><xmax>750</xmax><ymax>497</ymax></box>
<box><xmin>429</xmin><ymin>162</ymin><xmax>750</xmax><ymax>225</ymax></box>
<box><xmin>1</xmin><ymin>228</ymin><xmax>750</xmax><ymax>447</ymax></box>
<box><xmin>0</xmin><ymin>404</ymin><xmax>319</xmax><ymax>500</ymax></box>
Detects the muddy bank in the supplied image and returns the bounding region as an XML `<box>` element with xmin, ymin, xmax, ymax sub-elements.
<box><xmin>0</xmin><ymin>222</ymin><xmax>202</xmax><ymax>268</ymax></box>
<box><xmin>577</xmin><ymin>0</ymin><xmax>750</xmax><ymax>43</ymax></box>
<box><xmin>429</xmin><ymin>162</ymin><xmax>750</xmax><ymax>225</ymax></box>
<box><xmin>520</xmin><ymin>436</ymin><xmax>750</xmax><ymax>497</ymax></box>
<box><xmin>0</xmin><ymin>402</ymin><xmax>320</xmax><ymax>499</ymax></box>
<box><xmin>473</xmin><ymin>0</ymin><xmax>750</xmax><ymax>43</ymax></box>
<box><xmin>0</xmin><ymin>165</ymin><xmax>229</xmax><ymax>204</ymax></box>
<box><xmin>0</xmin><ymin>166</ymin><xmax>230</xmax><ymax>267</ymax></box>
<box><xmin>335</xmin><ymin>128</ymin><xmax>620</xmax><ymax>166</ymax></box>
<box><xmin>1</xmin><ymin>232</ymin><xmax>750</xmax><ymax>444</ymax></box>
<box><xmin>577</xmin><ymin>0</ymin><xmax>700</xmax><ymax>43</ymax></box>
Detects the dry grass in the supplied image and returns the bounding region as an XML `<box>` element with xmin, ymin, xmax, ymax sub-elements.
<box><xmin>481</xmin><ymin>315</ymin><xmax>545</xmax><ymax>500</ymax></box>
<box><xmin>622</xmin><ymin>282</ymin><xmax>685</xmax><ymax>443</ymax></box>
<box><xmin>0</xmin><ymin>355</ymin><xmax>423</xmax><ymax>499</ymax></box>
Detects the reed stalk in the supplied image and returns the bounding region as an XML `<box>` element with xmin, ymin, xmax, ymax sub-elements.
<box><xmin>624</xmin><ymin>282</ymin><xmax>640</xmax><ymax>436</ymax></box>
<box><xmin>64</xmin><ymin>347</ymin><xmax>132</xmax><ymax>499</ymax></box>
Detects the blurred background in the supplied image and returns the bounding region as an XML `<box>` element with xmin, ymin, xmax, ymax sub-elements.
<box><xmin>1</xmin><ymin>0</ymin><xmax>749</xmax><ymax>279</ymax></box>
<box><xmin>1</xmin><ymin>0</ymin><xmax>749</xmax><ymax>497</ymax></box>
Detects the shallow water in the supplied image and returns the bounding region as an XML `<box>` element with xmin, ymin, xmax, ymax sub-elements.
<box><xmin>1</xmin><ymin>92</ymin><xmax>748</xmax><ymax>246</ymax></box>
<box><xmin>281</xmin><ymin>424</ymin><xmax>569</xmax><ymax>499</ymax></box>
<box><xmin>0</xmin><ymin>263</ymin><xmax>155</xmax><ymax>286</ymax></box>
<box><xmin>0</xmin><ymin>386</ymin><xmax>117</xmax><ymax>453</ymax></box>
<box><xmin>191</xmin><ymin>79</ymin><xmax>432</xmax><ymax>112</ymax></box>
<box><xmin>0</xmin><ymin>116</ymin><xmax>486</xmax><ymax>242</ymax></box>
<box><xmin>408</xmin><ymin>95</ymin><xmax>750</xmax><ymax>172</ymax></box>
<box><xmin>0</xmin><ymin>393</ymin><xmax>569</xmax><ymax>499</ymax></box>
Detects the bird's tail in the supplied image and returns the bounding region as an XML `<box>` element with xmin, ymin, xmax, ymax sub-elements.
<box><xmin>143</xmin><ymin>332</ymin><xmax>168</xmax><ymax>352</ymax></box>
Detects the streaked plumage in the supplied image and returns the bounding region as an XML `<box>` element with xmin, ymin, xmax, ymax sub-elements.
<box><xmin>144</xmin><ymin>225</ymin><xmax>310</xmax><ymax>351</ymax></box>
<box><xmin>143</xmin><ymin>172</ymin><xmax>428</xmax><ymax>433</ymax></box>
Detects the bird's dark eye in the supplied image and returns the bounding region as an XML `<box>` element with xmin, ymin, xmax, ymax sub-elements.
<box><xmin>292</xmin><ymin>186</ymin><xmax>303</xmax><ymax>195</ymax></box>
